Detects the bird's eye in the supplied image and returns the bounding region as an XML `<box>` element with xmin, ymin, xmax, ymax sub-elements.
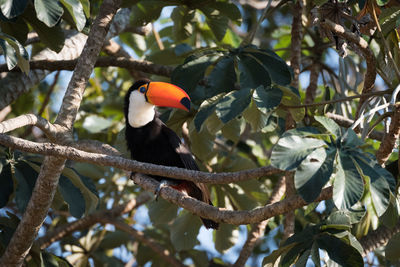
<box><xmin>139</xmin><ymin>86</ymin><xmax>146</xmax><ymax>93</ymax></box>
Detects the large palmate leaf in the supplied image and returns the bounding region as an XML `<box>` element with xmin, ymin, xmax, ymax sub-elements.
<box><xmin>238</xmin><ymin>53</ymin><xmax>271</xmax><ymax>89</ymax></box>
<box><xmin>58</xmin><ymin>175</ymin><xmax>86</xmax><ymax>218</ymax></box>
<box><xmin>0</xmin><ymin>160</ymin><xmax>13</xmax><ymax>208</ymax></box>
<box><xmin>0</xmin><ymin>31</ymin><xmax>29</xmax><ymax>73</ymax></box>
<box><xmin>353</xmin><ymin>152</ymin><xmax>393</xmax><ymax>216</ymax></box>
<box><xmin>271</xmin><ymin>135</ymin><xmax>326</xmax><ymax>171</ymax></box>
<box><xmin>171</xmin><ymin>52</ymin><xmax>221</xmax><ymax>94</ymax></box>
<box><xmin>13</xmin><ymin>160</ymin><xmax>39</xmax><ymax>212</ymax></box>
<box><xmin>215</xmin><ymin>88</ymin><xmax>252</xmax><ymax>123</ymax></box>
<box><xmin>201</xmin><ymin>6</ymin><xmax>229</xmax><ymax>41</ymax></box>
<box><xmin>170</xmin><ymin>210</ymin><xmax>201</xmax><ymax>251</ymax></box>
<box><xmin>0</xmin><ymin>0</ymin><xmax>28</xmax><ymax>19</ymax></box>
<box><xmin>22</xmin><ymin>6</ymin><xmax>65</xmax><ymax>52</ymax></box>
<box><xmin>131</xmin><ymin>0</ymin><xmax>168</xmax><ymax>26</ymax></box>
<box><xmin>253</xmin><ymin>86</ymin><xmax>283</xmax><ymax>114</ymax></box>
<box><xmin>333</xmin><ymin>151</ymin><xmax>364</xmax><ymax>210</ymax></box>
<box><xmin>60</xmin><ymin>0</ymin><xmax>86</xmax><ymax>31</ymax></box>
<box><xmin>171</xmin><ymin>6</ymin><xmax>194</xmax><ymax>41</ymax></box>
<box><xmin>206</xmin><ymin>56</ymin><xmax>236</xmax><ymax>98</ymax></box>
<box><xmin>315</xmin><ymin>116</ymin><xmax>342</xmax><ymax>138</ymax></box>
<box><xmin>34</xmin><ymin>0</ymin><xmax>64</xmax><ymax>27</ymax></box>
<box><xmin>243</xmin><ymin>47</ymin><xmax>292</xmax><ymax>86</ymax></box>
<box><xmin>0</xmin><ymin>16</ymin><xmax>29</xmax><ymax>43</ymax></box>
<box><xmin>295</xmin><ymin>146</ymin><xmax>335</xmax><ymax>203</ymax></box>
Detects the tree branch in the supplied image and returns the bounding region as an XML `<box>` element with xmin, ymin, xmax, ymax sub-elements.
<box><xmin>361</xmin><ymin>219</ymin><xmax>400</xmax><ymax>257</ymax></box>
<box><xmin>0</xmin><ymin>57</ymin><xmax>174</xmax><ymax>77</ymax></box>
<box><xmin>37</xmin><ymin>192</ymin><xmax>152</xmax><ymax>249</ymax></box>
<box><xmin>0</xmin><ymin>1</ymin><xmax>121</xmax><ymax>266</ymax></box>
<box><xmin>132</xmin><ymin>173</ymin><xmax>333</xmax><ymax>225</ymax></box>
<box><xmin>376</xmin><ymin>105</ymin><xmax>400</xmax><ymax>164</ymax></box>
<box><xmin>0</xmin><ymin>114</ymin><xmax>58</xmax><ymax>141</ymax></box>
<box><xmin>0</xmin><ymin>133</ymin><xmax>280</xmax><ymax>184</ymax></box>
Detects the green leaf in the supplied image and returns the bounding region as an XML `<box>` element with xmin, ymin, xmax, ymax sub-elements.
<box><xmin>0</xmin><ymin>161</ymin><xmax>13</xmax><ymax>208</ymax></box>
<box><xmin>60</xmin><ymin>0</ymin><xmax>86</xmax><ymax>31</ymax></box>
<box><xmin>172</xmin><ymin>53</ymin><xmax>220</xmax><ymax>94</ymax></box>
<box><xmin>58</xmin><ymin>175</ymin><xmax>85</xmax><ymax>218</ymax></box>
<box><xmin>0</xmin><ymin>31</ymin><xmax>29</xmax><ymax>73</ymax></box>
<box><xmin>253</xmin><ymin>86</ymin><xmax>282</xmax><ymax>114</ymax></box>
<box><xmin>353</xmin><ymin>154</ymin><xmax>392</xmax><ymax>216</ymax></box>
<box><xmin>0</xmin><ymin>0</ymin><xmax>28</xmax><ymax>19</ymax></box>
<box><xmin>262</xmin><ymin>242</ymin><xmax>298</xmax><ymax>267</ymax></box>
<box><xmin>386</xmin><ymin>232</ymin><xmax>400</xmax><ymax>261</ymax></box>
<box><xmin>377</xmin><ymin>0</ymin><xmax>389</xmax><ymax>6</ymax></box>
<box><xmin>207</xmin><ymin>56</ymin><xmax>236</xmax><ymax>98</ymax></box>
<box><xmin>209</xmin><ymin>1</ymin><xmax>241</xmax><ymax>25</ymax></box>
<box><xmin>380</xmin><ymin>7</ymin><xmax>400</xmax><ymax>36</ymax></box>
<box><xmin>171</xmin><ymin>6</ymin><xmax>194</xmax><ymax>41</ymax></box>
<box><xmin>193</xmin><ymin>94</ymin><xmax>222</xmax><ymax>132</ymax></box>
<box><xmin>238</xmin><ymin>54</ymin><xmax>271</xmax><ymax>89</ymax></box>
<box><xmin>13</xmin><ymin>160</ymin><xmax>39</xmax><ymax>212</ymax></box>
<box><xmin>333</xmin><ymin>152</ymin><xmax>364</xmax><ymax>210</ymax></box>
<box><xmin>244</xmin><ymin>48</ymin><xmax>292</xmax><ymax>86</ymax></box>
<box><xmin>215</xmin><ymin>88</ymin><xmax>252</xmax><ymax>123</ymax></box>
<box><xmin>148</xmin><ymin>198</ymin><xmax>178</xmax><ymax>225</ymax></box>
<box><xmin>131</xmin><ymin>0</ymin><xmax>167</xmax><ymax>26</ymax></box>
<box><xmin>61</xmin><ymin>167</ymin><xmax>99</xmax><ymax>214</ymax></box>
<box><xmin>311</xmin><ymin>241</ymin><xmax>321</xmax><ymax>267</ymax></box>
<box><xmin>34</xmin><ymin>0</ymin><xmax>63</xmax><ymax>27</ymax></box>
<box><xmin>214</xmin><ymin>223</ymin><xmax>238</xmax><ymax>253</ymax></box>
<box><xmin>98</xmin><ymin>230</ymin><xmax>133</xmax><ymax>250</ymax></box>
<box><xmin>317</xmin><ymin>234</ymin><xmax>363</xmax><ymax>267</ymax></box>
<box><xmin>271</xmin><ymin>135</ymin><xmax>326</xmax><ymax>171</ymax></box>
<box><xmin>22</xmin><ymin>6</ymin><xmax>65</xmax><ymax>52</ymax></box>
<box><xmin>278</xmin><ymin>85</ymin><xmax>304</xmax><ymax>122</ymax></box>
<box><xmin>242</xmin><ymin>99</ymin><xmax>271</xmax><ymax>131</ymax></box>
<box><xmin>170</xmin><ymin>210</ymin><xmax>201</xmax><ymax>251</ymax></box>
<box><xmin>0</xmin><ymin>17</ymin><xmax>29</xmax><ymax>43</ymax></box>
<box><xmin>221</xmin><ymin>118</ymin><xmax>244</xmax><ymax>143</ymax></box>
<box><xmin>189</xmin><ymin>123</ymin><xmax>215</xmax><ymax>161</ymax></box>
<box><xmin>295</xmin><ymin>146</ymin><xmax>335</xmax><ymax>203</ymax></box>
<box><xmin>341</xmin><ymin>129</ymin><xmax>363</xmax><ymax>147</ymax></box>
<box><xmin>315</xmin><ymin>116</ymin><xmax>342</xmax><ymax>138</ymax></box>
<box><xmin>201</xmin><ymin>6</ymin><xmax>229</xmax><ymax>41</ymax></box>
<box><xmin>80</xmin><ymin>0</ymin><xmax>89</xmax><ymax>17</ymax></box>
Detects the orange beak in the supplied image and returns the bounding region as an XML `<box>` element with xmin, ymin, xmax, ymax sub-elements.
<box><xmin>146</xmin><ymin>82</ymin><xmax>191</xmax><ymax>111</ymax></box>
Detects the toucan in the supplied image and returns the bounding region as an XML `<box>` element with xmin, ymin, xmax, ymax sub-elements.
<box><xmin>124</xmin><ymin>79</ymin><xmax>219</xmax><ymax>229</ymax></box>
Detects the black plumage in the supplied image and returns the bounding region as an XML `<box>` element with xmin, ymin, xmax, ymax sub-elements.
<box><xmin>124</xmin><ymin>79</ymin><xmax>219</xmax><ymax>229</ymax></box>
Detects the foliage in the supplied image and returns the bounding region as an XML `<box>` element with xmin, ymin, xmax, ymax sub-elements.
<box><xmin>0</xmin><ymin>0</ymin><xmax>400</xmax><ymax>266</ymax></box>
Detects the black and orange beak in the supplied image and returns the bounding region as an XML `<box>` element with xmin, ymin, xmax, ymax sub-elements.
<box><xmin>146</xmin><ymin>82</ymin><xmax>191</xmax><ymax>111</ymax></box>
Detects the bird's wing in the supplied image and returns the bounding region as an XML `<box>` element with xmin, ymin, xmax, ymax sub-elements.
<box><xmin>161</xmin><ymin>123</ymin><xmax>199</xmax><ymax>171</ymax></box>
<box><xmin>161</xmin><ymin>123</ymin><xmax>212</xmax><ymax>204</ymax></box>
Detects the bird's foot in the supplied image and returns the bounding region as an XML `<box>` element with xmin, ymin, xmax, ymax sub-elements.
<box><xmin>129</xmin><ymin>172</ymin><xmax>136</xmax><ymax>183</ymax></box>
<box><xmin>154</xmin><ymin>179</ymin><xmax>179</xmax><ymax>201</ymax></box>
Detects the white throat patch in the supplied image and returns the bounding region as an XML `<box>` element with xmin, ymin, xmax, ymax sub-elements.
<box><xmin>128</xmin><ymin>90</ymin><xmax>155</xmax><ymax>128</ymax></box>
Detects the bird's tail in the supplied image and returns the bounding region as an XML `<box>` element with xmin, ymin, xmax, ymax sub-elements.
<box><xmin>201</xmin><ymin>200</ymin><xmax>219</xmax><ymax>229</ymax></box>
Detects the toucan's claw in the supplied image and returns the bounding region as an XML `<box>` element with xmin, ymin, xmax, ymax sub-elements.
<box><xmin>129</xmin><ymin>172</ymin><xmax>136</xmax><ymax>181</ymax></box>
<box><xmin>154</xmin><ymin>180</ymin><xmax>179</xmax><ymax>201</ymax></box>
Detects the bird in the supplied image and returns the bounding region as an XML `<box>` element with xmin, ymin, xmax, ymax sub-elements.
<box><xmin>124</xmin><ymin>78</ymin><xmax>219</xmax><ymax>229</ymax></box>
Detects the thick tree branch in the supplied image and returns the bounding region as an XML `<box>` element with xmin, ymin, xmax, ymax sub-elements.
<box><xmin>0</xmin><ymin>157</ymin><xmax>66</xmax><ymax>267</ymax></box>
<box><xmin>0</xmin><ymin>57</ymin><xmax>174</xmax><ymax>77</ymax></box>
<box><xmin>0</xmin><ymin>1</ymin><xmax>121</xmax><ymax>266</ymax></box>
<box><xmin>37</xmin><ymin>192</ymin><xmax>152</xmax><ymax>249</ymax></box>
<box><xmin>233</xmin><ymin>176</ymin><xmax>286</xmax><ymax>267</ymax></box>
<box><xmin>102</xmin><ymin>218</ymin><xmax>185</xmax><ymax>267</ymax></box>
<box><xmin>0</xmin><ymin>114</ymin><xmax>58</xmax><ymax>140</ymax></box>
<box><xmin>132</xmin><ymin>173</ymin><xmax>333</xmax><ymax>225</ymax></box>
<box><xmin>376</xmin><ymin>105</ymin><xmax>400</xmax><ymax>164</ymax></box>
<box><xmin>290</xmin><ymin>0</ymin><xmax>303</xmax><ymax>89</ymax></box>
<box><xmin>361</xmin><ymin>220</ymin><xmax>400</xmax><ymax>257</ymax></box>
<box><xmin>54</xmin><ymin>1</ymin><xmax>121</xmax><ymax>128</ymax></box>
<box><xmin>0</xmin><ymin>133</ymin><xmax>280</xmax><ymax>184</ymax></box>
